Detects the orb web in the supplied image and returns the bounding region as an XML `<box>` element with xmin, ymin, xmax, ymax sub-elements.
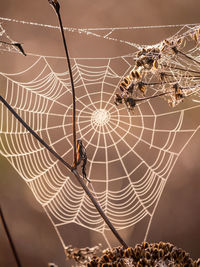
<box><xmin>0</xmin><ymin>21</ymin><xmax>200</xmax><ymax>250</ymax></box>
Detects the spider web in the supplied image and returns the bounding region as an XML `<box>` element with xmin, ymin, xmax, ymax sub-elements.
<box><xmin>0</xmin><ymin>21</ymin><xmax>200</xmax><ymax>250</ymax></box>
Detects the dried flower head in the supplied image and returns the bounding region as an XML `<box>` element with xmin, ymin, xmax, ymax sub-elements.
<box><xmin>115</xmin><ymin>28</ymin><xmax>200</xmax><ymax>111</ymax></box>
<box><xmin>86</xmin><ymin>242</ymin><xmax>197</xmax><ymax>267</ymax></box>
<box><xmin>65</xmin><ymin>244</ymin><xmax>102</xmax><ymax>265</ymax></box>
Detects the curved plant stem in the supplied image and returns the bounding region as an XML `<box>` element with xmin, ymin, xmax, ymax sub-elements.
<box><xmin>0</xmin><ymin>205</ymin><xmax>22</xmax><ymax>267</ymax></box>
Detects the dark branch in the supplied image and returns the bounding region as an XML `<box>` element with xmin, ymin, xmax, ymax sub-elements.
<box><xmin>0</xmin><ymin>95</ymin><xmax>72</xmax><ymax>170</ymax></box>
<box><xmin>134</xmin><ymin>91</ymin><xmax>173</xmax><ymax>102</ymax></box>
<box><xmin>0</xmin><ymin>41</ymin><xmax>26</xmax><ymax>56</ymax></box>
<box><xmin>0</xmin><ymin>95</ymin><xmax>128</xmax><ymax>249</ymax></box>
<box><xmin>161</xmin><ymin>63</ymin><xmax>200</xmax><ymax>75</ymax></box>
<box><xmin>177</xmin><ymin>49</ymin><xmax>200</xmax><ymax>66</ymax></box>
<box><xmin>48</xmin><ymin>0</ymin><xmax>77</xmax><ymax>168</ymax></box>
<box><xmin>0</xmin><ymin>205</ymin><xmax>22</xmax><ymax>267</ymax></box>
<box><xmin>48</xmin><ymin>1</ymin><xmax>128</xmax><ymax>247</ymax></box>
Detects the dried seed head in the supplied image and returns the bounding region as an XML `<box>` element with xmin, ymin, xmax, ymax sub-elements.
<box><xmin>145</xmin><ymin>251</ymin><xmax>151</xmax><ymax>260</ymax></box>
<box><xmin>123</xmin><ymin>77</ymin><xmax>129</xmax><ymax>85</ymax></box>
<box><xmin>130</xmin><ymin>70</ymin><xmax>136</xmax><ymax>79</ymax></box>
<box><xmin>177</xmin><ymin>38</ymin><xmax>183</xmax><ymax>46</ymax></box>
<box><xmin>153</xmin><ymin>60</ymin><xmax>158</xmax><ymax>69</ymax></box>
<box><xmin>136</xmin><ymin>59</ymin><xmax>143</xmax><ymax>67</ymax></box>
<box><xmin>135</xmin><ymin>70</ymin><xmax>141</xmax><ymax>79</ymax></box>
<box><xmin>160</xmin><ymin>72</ymin><xmax>166</xmax><ymax>81</ymax></box>
<box><xmin>142</xmin><ymin>241</ymin><xmax>149</xmax><ymax>249</ymax></box>
<box><xmin>171</xmin><ymin>46</ymin><xmax>179</xmax><ymax>54</ymax></box>
<box><xmin>137</xmin><ymin>82</ymin><xmax>146</xmax><ymax>95</ymax></box>
<box><xmin>120</xmin><ymin>82</ymin><xmax>127</xmax><ymax>90</ymax></box>
<box><xmin>193</xmin><ymin>31</ymin><xmax>198</xmax><ymax>42</ymax></box>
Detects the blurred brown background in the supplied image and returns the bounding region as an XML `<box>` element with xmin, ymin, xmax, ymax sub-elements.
<box><xmin>0</xmin><ymin>0</ymin><xmax>200</xmax><ymax>266</ymax></box>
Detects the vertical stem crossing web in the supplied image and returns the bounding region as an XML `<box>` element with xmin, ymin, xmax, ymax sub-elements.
<box><xmin>48</xmin><ymin>0</ymin><xmax>77</xmax><ymax>167</ymax></box>
<box><xmin>47</xmin><ymin>0</ymin><xmax>128</xmax><ymax>248</ymax></box>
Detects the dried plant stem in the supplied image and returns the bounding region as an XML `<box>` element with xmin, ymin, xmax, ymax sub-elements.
<box><xmin>0</xmin><ymin>205</ymin><xmax>22</xmax><ymax>267</ymax></box>
<box><xmin>47</xmin><ymin>1</ymin><xmax>128</xmax><ymax>248</ymax></box>
<box><xmin>134</xmin><ymin>91</ymin><xmax>173</xmax><ymax>102</ymax></box>
<box><xmin>49</xmin><ymin>1</ymin><xmax>77</xmax><ymax>167</ymax></box>
<box><xmin>161</xmin><ymin>63</ymin><xmax>200</xmax><ymax>75</ymax></box>
<box><xmin>57</xmin><ymin>12</ymin><xmax>77</xmax><ymax>167</ymax></box>
<box><xmin>0</xmin><ymin>95</ymin><xmax>128</xmax><ymax>249</ymax></box>
<box><xmin>0</xmin><ymin>96</ymin><xmax>72</xmax><ymax>171</ymax></box>
<box><xmin>0</xmin><ymin>41</ymin><xmax>26</xmax><ymax>56</ymax></box>
<box><xmin>72</xmin><ymin>169</ymin><xmax>128</xmax><ymax>249</ymax></box>
<box><xmin>177</xmin><ymin>49</ymin><xmax>200</xmax><ymax>66</ymax></box>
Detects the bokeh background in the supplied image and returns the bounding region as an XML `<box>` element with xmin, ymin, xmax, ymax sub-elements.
<box><xmin>0</xmin><ymin>0</ymin><xmax>200</xmax><ymax>266</ymax></box>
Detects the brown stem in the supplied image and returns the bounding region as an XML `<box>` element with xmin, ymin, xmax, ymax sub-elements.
<box><xmin>48</xmin><ymin>1</ymin><xmax>128</xmax><ymax>248</ymax></box>
<box><xmin>0</xmin><ymin>40</ymin><xmax>11</xmax><ymax>45</ymax></box>
<box><xmin>142</xmin><ymin>80</ymin><xmax>176</xmax><ymax>86</ymax></box>
<box><xmin>49</xmin><ymin>0</ymin><xmax>77</xmax><ymax>167</ymax></box>
<box><xmin>0</xmin><ymin>41</ymin><xmax>26</xmax><ymax>56</ymax></box>
<box><xmin>134</xmin><ymin>91</ymin><xmax>173</xmax><ymax>102</ymax></box>
<box><xmin>177</xmin><ymin>49</ymin><xmax>200</xmax><ymax>66</ymax></box>
<box><xmin>0</xmin><ymin>205</ymin><xmax>22</xmax><ymax>267</ymax></box>
<box><xmin>0</xmin><ymin>95</ymin><xmax>128</xmax><ymax>249</ymax></box>
<box><xmin>161</xmin><ymin>63</ymin><xmax>200</xmax><ymax>75</ymax></box>
<box><xmin>72</xmin><ymin>169</ymin><xmax>128</xmax><ymax>249</ymax></box>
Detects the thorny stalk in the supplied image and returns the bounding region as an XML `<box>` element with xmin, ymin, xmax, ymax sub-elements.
<box><xmin>48</xmin><ymin>0</ymin><xmax>77</xmax><ymax>168</ymax></box>
<box><xmin>0</xmin><ymin>205</ymin><xmax>22</xmax><ymax>267</ymax></box>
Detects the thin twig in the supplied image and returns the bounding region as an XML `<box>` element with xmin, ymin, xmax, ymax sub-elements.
<box><xmin>48</xmin><ymin>0</ymin><xmax>77</xmax><ymax>167</ymax></box>
<box><xmin>0</xmin><ymin>95</ymin><xmax>72</xmax><ymax>170</ymax></box>
<box><xmin>134</xmin><ymin>91</ymin><xmax>174</xmax><ymax>102</ymax></box>
<box><xmin>0</xmin><ymin>41</ymin><xmax>26</xmax><ymax>56</ymax></box>
<box><xmin>47</xmin><ymin>1</ymin><xmax>128</xmax><ymax>247</ymax></box>
<box><xmin>72</xmin><ymin>169</ymin><xmax>128</xmax><ymax>249</ymax></box>
<box><xmin>177</xmin><ymin>49</ymin><xmax>200</xmax><ymax>66</ymax></box>
<box><xmin>0</xmin><ymin>205</ymin><xmax>22</xmax><ymax>267</ymax></box>
<box><xmin>161</xmin><ymin>63</ymin><xmax>200</xmax><ymax>75</ymax></box>
<box><xmin>0</xmin><ymin>95</ymin><xmax>128</xmax><ymax>249</ymax></box>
